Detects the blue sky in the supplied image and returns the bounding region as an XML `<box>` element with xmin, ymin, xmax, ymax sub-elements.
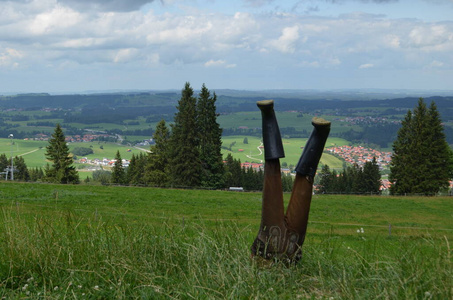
<box><xmin>0</xmin><ymin>0</ymin><xmax>452</xmax><ymax>93</ymax></box>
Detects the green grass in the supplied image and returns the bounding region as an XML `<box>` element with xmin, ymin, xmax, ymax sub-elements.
<box><xmin>0</xmin><ymin>182</ymin><xmax>451</xmax><ymax>299</ymax></box>
<box><xmin>1</xmin><ymin>135</ymin><xmax>347</xmax><ymax>171</ymax></box>
<box><xmin>222</xmin><ymin>136</ymin><xmax>348</xmax><ymax>169</ymax></box>
<box><xmin>0</xmin><ymin>139</ymin><xmax>149</xmax><ymax>169</ymax></box>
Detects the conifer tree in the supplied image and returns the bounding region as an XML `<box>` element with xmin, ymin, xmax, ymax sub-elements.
<box><xmin>390</xmin><ymin>98</ymin><xmax>452</xmax><ymax>195</ymax></box>
<box><xmin>169</xmin><ymin>83</ymin><xmax>202</xmax><ymax>187</ymax></box>
<box><xmin>197</xmin><ymin>84</ymin><xmax>224</xmax><ymax>188</ymax></box>
<box><xmin>126</xmin><ymin>154</ymin><xmax>138</xmax><ymax>184</ymax></box>
<box><xmin>145</xmin><ymin>119</ymin><xmax>170</xmax><ymax>187</ymax></box>
<box><xmin>45</xmin><ymin>124</ymin><xmax>79</xmax><ymax>184</ymax></box>
<box><xmin>0</xmin><ymin>153</ymin><xmax>8</xmax><ymax>178</ymax></box>
<box><xmin>224</xmin><ymin>153</ymin><xmax>242</xmax><ymax>187</ymax></box>
<box><xmin>13</xmin><ymin>156</ymin><xmax>30</xmax><ymax>181</ymax></box>
<box><xmin>424</xmin><ymin>101</ymin><xmax>452</xmax><ymax>193</ymax></box>
<box><xmin>318</xmin><ymin>164</ymin><xmax>333</xmax><ymax>194</ymax></box>
<box><xmin>362</xmin><ymin>157</ymin><xmax>381</xmax><ymax>194</ymax></box>
<box><xmin>111</xmin><ymin>150</ymin><xmax>126</xmax><ymax>185</ymax></box>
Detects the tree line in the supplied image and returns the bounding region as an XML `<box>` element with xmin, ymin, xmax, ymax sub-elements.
<box><xmin>317</xmin><ymin>158</ymin><xmax>381</xmax><ymax>194</ymax></box>
<box><xmin>2</xmin><ymin>94</ymin><xmax>452</xmax><ymax>196</ymax></box>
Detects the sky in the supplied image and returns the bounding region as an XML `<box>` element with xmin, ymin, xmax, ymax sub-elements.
<box><xmin>0</xmin><ymin>0</ymin><xmax>453</xmax><ymax>94</ymax></box>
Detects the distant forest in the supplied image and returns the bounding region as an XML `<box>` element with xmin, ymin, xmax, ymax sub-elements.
<box><xmin>1</xmin><ymin>92</ymin><xmax>453</xmax><ymax>147</ymax></box>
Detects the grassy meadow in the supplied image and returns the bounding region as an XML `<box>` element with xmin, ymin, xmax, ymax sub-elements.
<box><xmin>0</xmin><ymin>182</ymin><xmax>451</xmax><ymax>299</ymax></box>
<box><xmin>0</xmin><ymin>138</ymin><xmax>147</xmax><ymax>169</ymax></box>
<box><xmin>222</xmin><ymin>136</ymin><xmax>347</xmax><ymax>169</ymax></box>
<box><xmin>1</xmin><ymin>135</ymin><xmax>347</xmax><ymax>173</ymax></box>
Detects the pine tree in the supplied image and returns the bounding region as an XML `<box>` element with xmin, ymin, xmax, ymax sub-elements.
<box><xmin>126</xmin><ymin>154</ymin><xmax>138</xmax><ymax>184</ymax></box>
<box><xmin>390</xmin><ymin>98</ymin><xmax>452</xmax><ymax>195</ymax></box>
<box><xmin>224</xmin><ymin>153</ymin><xmax>242</xmax><ymax>187</ymax></box>
<box><xmin>362</xmin><ymin>157</ymin><xmax>381</xmax><ymax>194</ymax></box>
<box><xmin>318</xmin><ymin>164</ymin><xmax>333</xmax><ymax>194</ymax></box>
<box><xmin>424</xmin><ymin>101</ymin><xmax>452</xmax><ymax>193</ymax></box>
<box><xmin>169</xmin><ymin>83</ymin><xmax>202</xmax><ymax>187</ymax></box>
<box><xmin>13</xmin><ymin>156</ymin><xmax>30</xmax><ymax>181</ymax></box>
<box><xmin>45</xmin><ymin>124</ymin><xmax>79</xmax><ymax>184</ymax></box>
<box><xmin>197</xmin><ymin>84</ymin><xmax>224</xmax><ymax>189</ymax></box>
<box><xmin>145</xmin><ymin>119</ymin><xmax>170</xmax><ymax>186</ymax></box>
<box><xmin>111</xmin><ymin>150</ymin><xmax>126</xmax><ymax>185</ymax></box>
<box><xmin>0</xmin><ymin>153</ymin><xmax>8</xmax><ymax>178</ymax></box>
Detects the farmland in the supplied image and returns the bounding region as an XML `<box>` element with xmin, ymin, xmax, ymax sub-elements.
<box><xmin>0</xmin><ymin>182</ymin><xmax>451</xmax><ymax>298</ymax></box>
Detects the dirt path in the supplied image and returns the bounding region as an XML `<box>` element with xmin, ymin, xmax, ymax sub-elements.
<box><xmin>245</xmin><ymin>142</ymin><xmax>263</xmax><ymax>163</ymax></box>
<box><xmin>18</xmin><ymin>148</ymin><xmax>41</xmax><ymax>156</ymax></box>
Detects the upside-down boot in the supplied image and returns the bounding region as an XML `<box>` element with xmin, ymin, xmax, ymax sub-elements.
<box><xmin>257</xmin><ymin>100</ymin><xmax>285</xmax><ymax>160</ymax></box>
<box><xmin>284</xmin><ymin>117</ymin><xmax>331</xmax><ymax>262</ymax></box>
<box><xmin>251</xmin><ymin>100</ymin><xmax>286</xmax><ymax>261</ymax></box>
<box><xmin>294</xmin><ymin>117</ymin><xmax>331</xmax><ymax>178</ymax></box>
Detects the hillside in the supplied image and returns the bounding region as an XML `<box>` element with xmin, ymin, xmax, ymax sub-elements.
<box><xmin>1</xmin><ymin>91</ymin><xmax>453</xmax><ymax>174</ymax></box>
<box><xmin>0</xmin><ymin>182</ymin><xmax>451</xmax><ymax>298</ymax></box>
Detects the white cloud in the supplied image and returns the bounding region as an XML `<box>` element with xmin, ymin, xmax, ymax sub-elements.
<box><xmin>428</xmin><ymin>60</ymin><xmax>444</xmax><ymax>68</ymax></box>
<box><xmin>114</xmin><ymin>48</ymin><xmax>139</xmax><ymax>63</ymax></box>
<box><xmin>268</xmin><ymin>25</ymin><xmax>301</xmax><ymax>53</ymax></box>
<box><xmin>359</xmin><ymin>63</ymin><xmax>374</xmax><ymax>69</ymax></box>
<box><xmin>204</xmin><ymin>59</ymin><xmax>236</xmax><ymax>68</ymax></box>
<box><xmin>0</xmin><ymin>48</ymin><xmax>23</xmax><ymax>68</ymax></box>
<box><xmin>0</xmin><ymin>0</ymin><xmax>453</xmax><ymax>91</ymax></box>
<box><xmin>29</xmin><ymin>5</ymin><xmax>82</xmax><ymax>35</ymax></box>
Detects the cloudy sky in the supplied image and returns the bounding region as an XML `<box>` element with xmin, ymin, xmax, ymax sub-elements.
<box><xmin>0</xmin><ymin>0</ymin><xmax>452</xmax><ymax>94</ymax></box>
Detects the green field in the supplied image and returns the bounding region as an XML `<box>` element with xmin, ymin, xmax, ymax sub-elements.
<box><xmin>0</xmin><ymin>182</ymin><xmax>451</xmax><ymax>299</ymax></box>
<box><xmin>0</xmin><ymin>138</ymin><xmax>148</xmax><ymax>169</ymax></box>
<box><xmin>222</xmin><ymin>136</ymin><xmax>348</xmax><ymax>169</ymax></box>
<box><xmin>1</xmin><ymin>135</ymin><xmax>348</xmax><ymax>172</ymax></box>
<box><xmin>218</xmin><ymin>112</ymin><xmax>356</xmax><ymax>136</ymax></box>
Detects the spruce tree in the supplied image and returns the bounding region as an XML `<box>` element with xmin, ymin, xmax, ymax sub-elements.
<box><xmin>197</xmin><ymin>84</ymin><xmax>224</xmax><ymax>188</ymax></box>
<box><xmin>111</xmin><ymin>150</ymin><xmax>126</xmax><ymax>185</ymax></box>
<box><xmin>0</xmin><ymin>153</ymin><xmax>8</xmax><ymax>178</ymax></box>
<box><xmin>224</xmin><ymin>153</ymin><xmax>242</xmax><ymax>187</ymax></box>
<box><xmin>13</xmin><ymin>156</ymin><xmax>30</xmax><ymax>181</ymax></box>
<box><xmin>145</xmin><ymin>120</ymin><xmax>170</xmax><ymax>187</ymax></box>
<box><xmin>390</xmin><ymin>98</ymin><xmax>452</xmax><ymax>195</ymax></box>
<box><xmin>362</xmin><ymin>157</ymin><xmax>381</xmax><ymax>194</ymax></box>
<box><xmin>318</xmin><ymin>164</ymin><xmax>333</xmax><ymax>194</ymax></box>
<box><xmin>169</xmin><ymin>83</ymin><xmax>202</xmax><ymax>187</ymax></box>
<box><xmin>45</xmin><ymin>124</ymin><xmax>79</xmax><ymax>184</ymax></box>
<box><xmin>126</xmin><ymin>154</ymin><xmax>138</xmax><ymax>184</ymax></box>
<box><xmin>424</xmin><ymin>101</ymin><xmax>452</xmax><ymax>193</ymax></box>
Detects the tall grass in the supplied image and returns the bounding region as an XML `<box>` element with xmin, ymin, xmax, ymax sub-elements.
<box><xmin>1</xmin><ymin>204</ymin><xmax>451</xmax><ymax>299</ymax></box>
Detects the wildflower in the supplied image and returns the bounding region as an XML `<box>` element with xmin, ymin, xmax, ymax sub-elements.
<box><xmin>425</xmin><ymin>291</ymin><xmax>431</xmax><ymax>297</ymax></box>
<box><xmin>78</xmin><ymin>285</ymin><xmax>82</xmax><ymax>289</ymax></box>
<box><xmin>357</xmin><ymin>229</ymin><xmax>360</xmax><ymax>233</ymax></box>
<box><xmin>94</xmin><ymin>285</ymin><xmax>100</xmax><ymax>291</ymax></box>
<box><xmin>360</xmin><ymin>228</ymin><xmax>364</xmax><ymax>233</ymax></box>
<box><xmin>22</xmin><ymin>284</ymin><xmax>28</xmax><ymax>291</ymax></box>
<box><xmin>54</xmin><ymin>286</ymin><xmax>59</xmax><ymax>291</ymax></box>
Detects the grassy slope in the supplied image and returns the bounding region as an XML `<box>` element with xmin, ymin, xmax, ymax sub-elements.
<box><xmin>0</xmin><ymin>182</ymin><xmax>451</xmax><ymax>299</ymax></box>
<box><xmin>0</xmin><ymin>139</ymin><xmax>143</xmax><ymax>168</ymax></box>
<box><xmin>222</xmin><ymin>135</ymin><xmax>347</xmax><ymax>169</ymax></box>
